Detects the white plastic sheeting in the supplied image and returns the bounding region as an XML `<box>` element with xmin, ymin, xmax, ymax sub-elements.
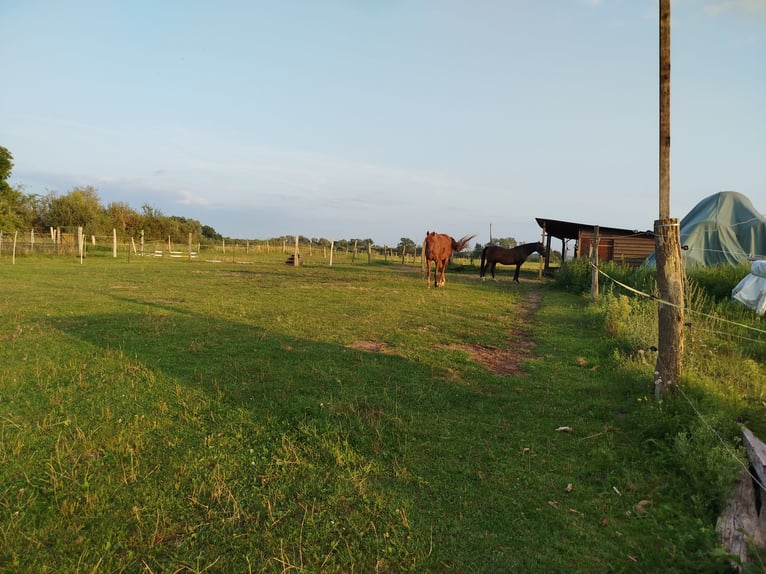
<box><xmin>732</xmin><ymin>260</ymin><xmax>766</xmax><ymax>316</ymax></box>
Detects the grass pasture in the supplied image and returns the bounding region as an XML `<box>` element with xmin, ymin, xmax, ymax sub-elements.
<box><xmin>0</xmin><ymin>253</ymin><xmax>757</xmax><ymax>572</ymax></box>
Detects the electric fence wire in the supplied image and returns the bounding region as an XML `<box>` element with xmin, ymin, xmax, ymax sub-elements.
<box><xmin>591</xmin><ymin>261</ymin><xmax>766</xmax><ymax>491</ymax></box>
<box><xmin>675</xmin><ymin>383</ymin><xmax>766</xmax><ymax>493</ymax></box>
<box><xmin>591</xmin><ymin>262</ymin><xmax>766</xmax><ymax>337</ymax></box>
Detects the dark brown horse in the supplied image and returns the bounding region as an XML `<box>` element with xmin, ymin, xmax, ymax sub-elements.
<box><xmin>480</xmin><ymin>242</ymin><xmax>547</xmax><ymax>283</ymax></box>
<box><xmin>422</xmin><ymin>231</ymin><xmax>476</xmax><ymax>288</ymax></box>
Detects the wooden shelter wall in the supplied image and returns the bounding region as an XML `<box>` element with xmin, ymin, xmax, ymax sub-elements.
<box><xmin>576</xmin><ymin>232</ymin><xmax>654</xmax><ymax>266</ymax></box>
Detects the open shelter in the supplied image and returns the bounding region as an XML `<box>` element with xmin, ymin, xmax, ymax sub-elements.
<box><xmin>536</xmin><ymin>217</ymin><xmax>655</xmax><ymax>273</ymax></box>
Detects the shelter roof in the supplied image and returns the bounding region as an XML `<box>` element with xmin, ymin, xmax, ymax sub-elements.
<box><xmin>536</xmin><ymin>217</ymin><xmax>654</xmax><ymax>241</ymax></box>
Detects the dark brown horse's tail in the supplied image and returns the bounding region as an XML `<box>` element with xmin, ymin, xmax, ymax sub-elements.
<box><xmin>480</xmin><ymin>245</ymin><xmax>488</xmax><ymax>277</ymax></box>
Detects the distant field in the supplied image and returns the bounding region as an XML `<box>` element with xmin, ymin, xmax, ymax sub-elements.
<box><xmin>0</xmin><ymin>254</ymin><xmax>749</xmax><ymax>572</ymax></box>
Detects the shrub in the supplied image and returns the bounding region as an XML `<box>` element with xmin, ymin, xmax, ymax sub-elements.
<box><xmin>686</xmin><ymin>261</ymin><xmax>751</xmax><ymax>301</ymax></box>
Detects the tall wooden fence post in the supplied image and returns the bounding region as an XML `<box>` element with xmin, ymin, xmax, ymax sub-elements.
<box><xmin>591</xmin><ymin>225</ymin><xmax>599</xmax><ymax>300</ymax></box>
<box><xmin>654</xmin><ymin>219</ymin><xmax>684</xmax><ymax>398</ymax></box>
<box><xmin>655</xmin><ymin>0</ymin><xmax>684</xmax><ymax>399</ymax></box>
<box><xmin>78</xmin><ymin>226</ymin><xmax>84</xmax><ymax>263</ymax></box>
<box><xmin>113</xmin><ymin>229</ymin><xmax>117</xmax><ymax>258</ymax></box>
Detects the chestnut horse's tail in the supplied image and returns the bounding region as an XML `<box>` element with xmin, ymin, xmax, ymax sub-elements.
<box><xmin>451</xmin><ymin>234</ymin><xmax>476</xmax><ymax>254</ymax></box>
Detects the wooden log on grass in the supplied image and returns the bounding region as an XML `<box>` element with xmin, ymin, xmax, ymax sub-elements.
<box><xmin>716</xmin><ymin>426</ymin><xmax>766</xmax><ymax>571</ymax></box>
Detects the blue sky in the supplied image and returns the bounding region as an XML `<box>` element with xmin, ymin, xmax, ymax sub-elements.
<box><xmin>1</xmin><ymin>0</ymin><xmax>764</xmax><ymax>246</ymax></box>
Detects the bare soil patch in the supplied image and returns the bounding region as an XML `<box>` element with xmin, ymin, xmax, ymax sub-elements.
<box><xmin>345</xmin><ymin>287</ymin><xmax>543</xmax><ymax>377</ymax></box>
<box><xmin>347</xmin><ymin>340</ymin><xmax>390</xmax><ymax>353</ymax></box>
<box><xmin>445</xmin><ymin>288</ymin><xmax>543</xmax><ymax>376</ymax></box>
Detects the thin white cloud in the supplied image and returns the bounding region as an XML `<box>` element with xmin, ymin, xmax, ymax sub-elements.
<box><xmin>702</xmin><ymin>0</ymin><xmax>766</xmax><ymax>21</ymax></box>
<box><xmin>175</xmin><ymin>190</ymin><xmax>211</xmax><ymax>207</ymax></box>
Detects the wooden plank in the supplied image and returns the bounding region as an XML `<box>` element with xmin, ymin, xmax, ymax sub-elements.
<box><xmin>717</xmin><ymin>468</ymin><xmax>759</xmax><ymax>572</ymax></box>
<box><xmin>742</xmin><ymin>426</ymin><xmax>766</xmax><ymax>489</ymax></box>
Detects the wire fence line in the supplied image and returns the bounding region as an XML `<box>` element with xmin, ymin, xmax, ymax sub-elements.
<box><xmin>593</xmin><ymin>262</ymin><xmax>766</xmax><ymax>338</ymax></box>
<box><xmin>0</xmin><ymin>227</ymin><xmax>441</xmax><ymax>264</ymax></box>
<box><xmin>591</xmin><ymin>263</ymin><xmax>766</xmax><ymax>571</ymax></box>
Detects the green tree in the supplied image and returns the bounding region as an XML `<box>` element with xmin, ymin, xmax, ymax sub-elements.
<box><xmin>140</xmin><ymin>204</ymin><xmax>167</xmax><ymax>239</ymax></box>
<box><xmin>106</xmin><ymin>201</ymin><xmax>142</xmax><ymax>236</ymax></box>
<box><xmin>40</xmin><ymin>186</ymin><xmax>109</xmax><ymax>235</ymax></box>
<box><xmin>397</xmin><ymin>237</ymin><xmax>415</xmax><ymax>253</ymax></box>
<box><xmin>0</xmin><ymin>146</ymin><xmax>32</xmax><ymax>231</ymax></box>
<box><xmin>201</xmin><ymin>225</ymin><xmax>221</xmax><ymax>240</ymax></box>
<box><xmin>496</xmin><ymin>237</ymin><xmax>517</xmax><ymax>249</ymax></box>
<box><xmin>168</xmin><ymin>216</ymin><xmax>203</xmax><ymax>243</ymax></box>
<box><xmin>0</xmin><ymin>145</ymin><xmax>12</xmax><ymax>185</ymax></box>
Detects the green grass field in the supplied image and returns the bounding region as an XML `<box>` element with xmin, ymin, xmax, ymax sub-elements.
<box><xmin>0</xmin><ymin>253</ymin><xmax>759</xmax><ymax>572</ymax></box>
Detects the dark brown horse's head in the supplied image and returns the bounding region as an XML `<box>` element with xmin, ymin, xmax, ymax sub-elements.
<box><xmin>535</xmin><ymin>242</ymin><xmax>548</xmax><ymax>257</ymax></box>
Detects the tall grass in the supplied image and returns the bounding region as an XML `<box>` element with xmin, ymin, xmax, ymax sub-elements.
<box><xmin>554</xmin><ymin>257</ymin><xmax>766</xmax><ymax>433</ymax></box>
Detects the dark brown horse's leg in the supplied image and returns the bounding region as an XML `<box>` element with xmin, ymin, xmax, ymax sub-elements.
<box><xmin>514</xmin><ymin>264</ymin><xmax>521</xmax><ymax>282</ymax></box>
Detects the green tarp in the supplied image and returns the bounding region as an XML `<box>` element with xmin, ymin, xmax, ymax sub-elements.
<box><xmin>646</xmin><ymin>191</ymin><xmax>766</xmax><ymax>267</ymax></box>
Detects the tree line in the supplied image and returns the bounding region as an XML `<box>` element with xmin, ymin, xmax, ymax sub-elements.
<box><xmin>1</xmin><ymin>145</ymin><xmax>520</xmax><ymax>255</ymax></box>
<box><xmin>1</xmin><ymin>146</ymin><xmax>224</xmax><ymax>244</ymax></box>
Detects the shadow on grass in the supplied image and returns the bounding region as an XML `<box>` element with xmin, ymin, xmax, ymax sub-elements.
<box><xmin>43</xmin><ymin>297</ymin><xmax>543</xmax><ymax>571</ymax></box>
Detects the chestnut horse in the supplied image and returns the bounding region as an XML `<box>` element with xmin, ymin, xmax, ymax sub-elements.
<box><xmin>480</xmin><ymin>242</ymin><xmax>547</xmax><ymax>283</ymax></box>
<box><xmin>422</xmin><ymin>231</ymin><xmax>476</xmax><ymax>288</ymax></box>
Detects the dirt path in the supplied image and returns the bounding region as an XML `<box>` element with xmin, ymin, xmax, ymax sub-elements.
<box><xmin>445</xmin><ymin>286</ymin><xmax>543</xmax><ymax>376</ymax></box>
<box><xmin>347</xmin><ymin>282</ymin><xmax>544</xmax><ymax>377</ymax></box>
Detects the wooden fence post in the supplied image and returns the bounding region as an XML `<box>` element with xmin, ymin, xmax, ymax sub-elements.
<box><xmin>655</xmin><ymin>0</ymin><xmax>684</xmax><ymax>399</ymax></box>
<box><xmin>654</xmin><ymin>218</ymin><xmax>684</xmax><ymax>398</ymax></box>
<box><xmin>591</xmin><ymin>225</ymin><xmax>599</xmax><ymax>300</ymax></box>
<box><xmin>78</xmin><ymin>226</ymin><xmax>84</xmax><ymax>263</ymax></box>
<box><xmin>113</xmin><ymin>229</ymin><xmax>117</xmax><ymax>258</ymax></box>
<box><xmin>329</xmin><ymin>239</ymin><xmax>334</xmax><ymax>267</ymax></box>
